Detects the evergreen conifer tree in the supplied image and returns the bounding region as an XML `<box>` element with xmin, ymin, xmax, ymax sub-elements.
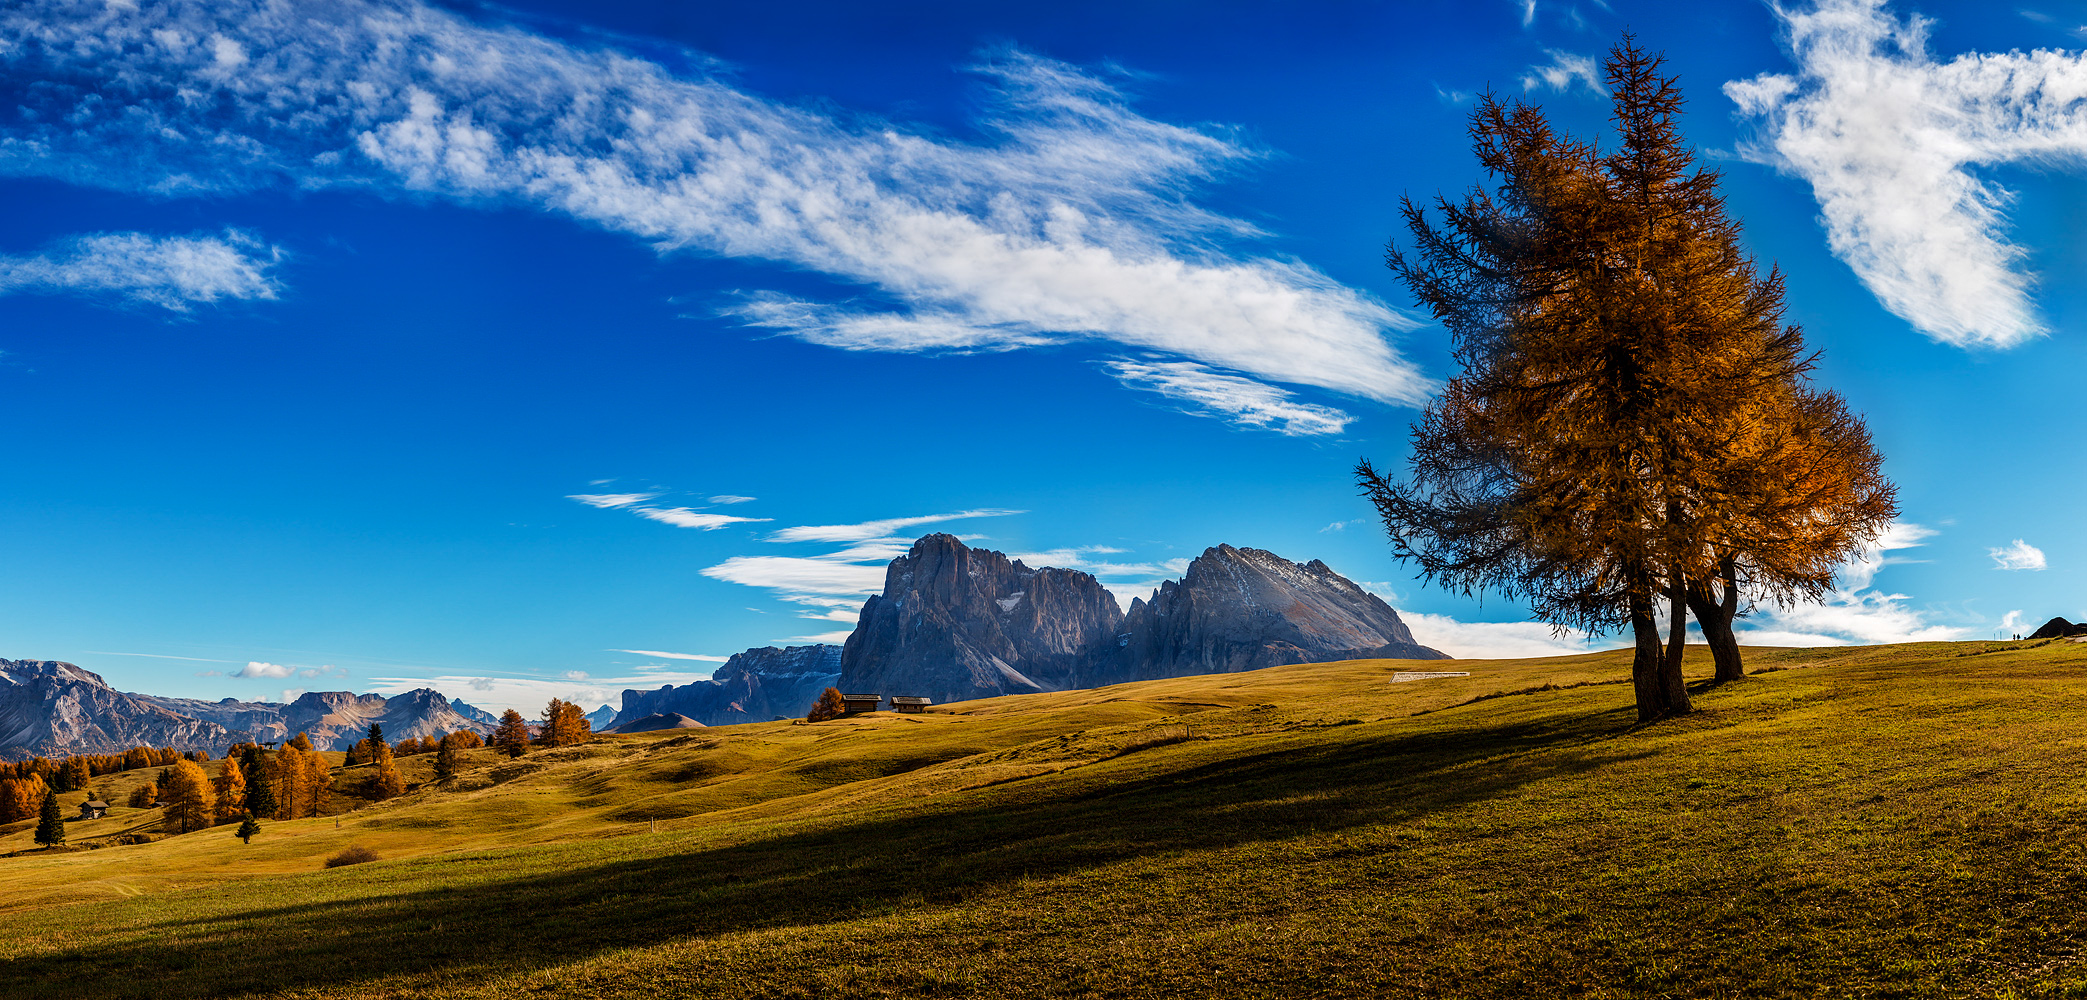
<box><xmin>246</xmin><ymin>753</ymin><xmax>278</xmax><ymax>819</ymax></box>
<box><xmin>435</xmin><ymin>735</ymin><xmax>460</xmax><ymax>782</ymax></box>
<box><xmin>34</xmin><ymin>790</ymin><xmax>65</xmax><ymax>846</ymax></box>
<box><xmin>235</xmin><ymin>813</ymin><xmax>260</xmax><ymax>844</ymax></box>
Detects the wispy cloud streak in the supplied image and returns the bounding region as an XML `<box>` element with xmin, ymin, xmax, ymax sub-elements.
<box><xmin>1102</xmin><ymin>359</ymin><xmax>1352</xmax><ymax>435</ymax></box>
<box><xmin>0</xmin><ymin>0</ymin><xmax>1429</xmax><ymax>406</ymax></box>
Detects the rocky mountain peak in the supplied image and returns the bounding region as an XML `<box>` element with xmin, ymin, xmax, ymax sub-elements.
<box><xmin>840</xmin><ymin>534</ymin><xmax>1124</xmax><ymax>704</ymax></box>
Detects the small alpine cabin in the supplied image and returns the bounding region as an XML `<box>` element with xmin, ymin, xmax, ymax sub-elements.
<box><xmin>78</xmin><ymin>800</ymin><xmax>108</xmax><ymax>820</ymax></box>
<box><xmin>890</xmin><ymin>696</ymin><xmax>932</xmax><ymax>714</ymax></box>
<box><xmin>840</xmin><ymin>693</ymin><xmax>883</xmax><ymax>714</ymax></box>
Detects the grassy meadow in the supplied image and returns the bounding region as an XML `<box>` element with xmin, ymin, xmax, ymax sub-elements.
<box><xmin>5</xmin><ymin>641</ymin><xmax>2087</xmax><ymax>997</ymax></box>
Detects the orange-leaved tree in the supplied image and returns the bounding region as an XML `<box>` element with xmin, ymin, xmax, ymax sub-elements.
<box><xmin>1360</xmin><ymin>37</ymin><xmax>1893</xmax><ymax>720</ymax></box>
<box><xmin>493</xmin><ymin>710</ymin><xmax>529</xmax><ymax>758</ymax></box>
<box><xmin>806</xmin><ymin>687</ymin><xmax>846</xmax><ymax>723</ymax></box>
<box><xmin>160</xmin><ymin>758</ymin><xmax>216</xmax><ymax>834</ymax></box>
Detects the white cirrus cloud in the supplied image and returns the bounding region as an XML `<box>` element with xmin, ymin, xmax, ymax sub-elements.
<box><xmin>1990</xmin><ymin>538</ymin><xmax>2048</xmax><ymax>571</ymax></box>
<box><xmin>1726</xmin><ymin>0</ymin><xmax>2087</xmax><ymax>348</ymax></box>
<box><xmin>1521</xmin><ymin>49</ymin><xmax>1606</xmax><ymax>95</ymax></box>
<box><xmin>786</xmin><ymin>630</ymin><xmax>857</xmax><ymax>645</ymax></box>
<box><xmin>0</xmin><ymin>0</ymin><xmax>1430</xmax><ymax>410</ymax></box>
<box><xmin>568</xmin><ymin>493</ymin><xmax>659</xmax><ymax>509</ymax></box>
<box><xmin>0</xmin><ymin>230</ymin><xmax>283</xmax><ymax>311</ymax></box>
<box><xmin>635</xmin><ymin>507</ymin><xmax>772</xmax><ymax>530</ymax></box>
<box><xmin>608</xmin><ymin>649</ymin><xmax>728</xmax><ymax>662</ymax></box>
<box><xmin>709</xmin><ymin>495</ymin><xmax>756</xmax><ymax>505</ymax></box>
<box><xmin>702</xmin><ymin>555</ymin><xmax>890</xmax><ymax>597</ymax></box>
<box><xmin>1101</xmin><ymin>359</ymin><xmax>1353</xmax><ymax>436</ymax></box>
<box><xmin>768</xmin><ymin>509</ymin><xmax>1025</xmax><ymax>545</ymax></box>
<box><xmin>568</xmin><ymin>492</ymin><xmax>771</xmax><ymax>531</ymax></box>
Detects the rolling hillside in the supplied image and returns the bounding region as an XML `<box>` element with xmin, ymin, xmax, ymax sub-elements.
<box><xmin>5</xmin><ymin>640</ymin><xmax>2087</xmax><ymax>998</ymax></box>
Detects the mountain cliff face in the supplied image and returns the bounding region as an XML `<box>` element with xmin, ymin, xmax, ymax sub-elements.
<box><xmin>838</xmin><ymin>534</ymin><xmax>1124</xmax><ymax>704</ymax></box>
<box><xmin>130</xmin><ymin>687</ymin><xmax>493</xmax><ymax>751</ymax></box>
<box><xmin>0</xmin><ymin>660</ymin><xmax>238</xmax><ymax>760</ymax></box>
<box><xmin>612</xmin><ymin>644</ymin><xmax>841</xmax><ymax>728</ymax></box>
<box><xmin>832</xmin><ymin>536</ymin><xmax>1445</xmax><ymax>707</ymax></box>
<box><xmin>1113</xmin><ymin>544</ymin><xmax>1447</xmax><ymax>677</ymax></box>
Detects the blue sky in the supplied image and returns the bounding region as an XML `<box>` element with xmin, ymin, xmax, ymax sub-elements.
<box><xmin>3</xmin><ymin>0</ymin><xmax>2085</xmax><ymax>714</ymax></box>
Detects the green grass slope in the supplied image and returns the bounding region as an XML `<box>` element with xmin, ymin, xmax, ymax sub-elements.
<box><xmin>6</xmin><ymin>641</ymin><xmax>2087</xmax><ymax>998</ymax></box>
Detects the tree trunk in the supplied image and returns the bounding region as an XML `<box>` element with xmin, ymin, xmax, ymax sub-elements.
<box><xmin>1661</xmin><ymin>574</ymin><xmax>1693</xmax><ymax>715</ymax></box>
<box><xmin>1629</xmin><ymin>583</ymin><xmax>1666</xmax><ymax>723</ymax></box>
<box><xmin>1687</xmin><ymin>558</ymin><xmax>1745</xmax><ymax>682</ymax></box>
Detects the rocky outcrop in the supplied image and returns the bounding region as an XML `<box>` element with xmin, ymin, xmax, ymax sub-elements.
<box><xmin>585</xmin><ymin>704</ymin><xmax>617</xmax><ymax>730</ymax></box>
<box><xmin>611</xmin><ymin>644</ymin><xmax>842</xmax><ymax>728</ymax></box>
<box><xmin>450</xmin><ymin>700</ymin><xmax>499</xmax><ymax>725</ymax></box>
<box><xmin>831</xmin><ymin>535</ymin><xmax>1445</xmax><ymax>707</ymax></box>
<box><xmin>2029</xmin><ymin>617</ymin><xmax>2087</xmax><ymax>640</ymax></box>
<box><xmin>838</xmin><ymin>534</ymin><xmax>1124</xmax><ymax>704</ymax></box>
<box><xmin>0</xmin><ymin>660</ymin><xmax>239</xmax><ymax>760</ymax></box>
<box><xmin>1112</xmin><ymin>544</ymin><xmax>1447</xmax><ymax>678</ymax></box>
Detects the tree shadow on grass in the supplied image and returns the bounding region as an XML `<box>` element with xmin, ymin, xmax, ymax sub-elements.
<box><xmin>5</xmin><ymin>702</ymin><xmax>1655</xmax><ymax>999</ymax></box>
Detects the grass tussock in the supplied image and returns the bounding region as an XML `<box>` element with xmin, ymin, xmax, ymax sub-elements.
<box><xmin>323</xmin><ymin>844</ymin><xmax>380</xmax><ymax>868</ymax></box>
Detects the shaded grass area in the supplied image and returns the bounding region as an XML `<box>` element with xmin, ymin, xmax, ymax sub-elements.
<box><xmin>8</xmin><ymin>643</ymin><xmax>2087</xmax><ymax>997</ymax></box>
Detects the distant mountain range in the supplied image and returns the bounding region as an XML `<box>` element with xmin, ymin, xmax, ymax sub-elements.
<box><xmin>0</xmin><ymin>659</ymin><xmax>495</xmax><ymax>760</ymax></box>
<box><xmin>5</xmin><ymin>535</ymin><xmax>1444</xmax><ymax>757</ymax></box>
<box><xmin>607</xmin><ymin>534</ymin><xmax>1444</xmax><ymax>726</ymax></box>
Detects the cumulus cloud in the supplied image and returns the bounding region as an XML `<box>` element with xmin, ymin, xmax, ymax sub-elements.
<box><xmin>237</xmin><ymin>661</ymin><xmax>295</xmax><ymax>678</ymax></box>
<box><xmin>1735</xmin><ymin>521</ymin><xmax>1971</xmax><ymax>645</ymax></box>
<box><xmin>1726</xmin><ymin>0</ymin><xmax>2087</xmax><ymax>348</ymax></box>
<box><xmin>1404</xmin><ymin>612</ymin><xmax>1626</xmax><ymax>659</ymax></box>
<box><xmin>0</xmin><ymin>230</ymin><xmax>283</xmax><ymax>310</ymax></box>
<box><xmin>1410</xmin><ymin>521</ymin><xmax>1971</xmax><ymax>654</ymax></box>
<box><xmin>1990</xmin><ymin>538</ymin><xmax>2048</xmax><ymax>571</ymax></box>
<box><xmin>1521</xmin><ymin>50</ymin><xmax>1606</xmax><ymax>95</ymax></box>
<box><xmin>368</xmin><ymin>670</ymin><xmax>718</xmax><ymax>716</ymax></box>
<box><xmin>1101</xmin><ymin>359</ymin><xmax>1353</xmax><ymax>435</ymax></box>
<box><xmin>0</xmin><ymin>0</ymin><xmax>1429</xmax><ymax>411</ymax></box>
<box><xmin>568</xmin><ymin>492</ymin><xmax>770</xmax><ymax>530</ymax></box>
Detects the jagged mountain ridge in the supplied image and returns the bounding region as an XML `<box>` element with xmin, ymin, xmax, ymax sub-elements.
<box><xmin>0</xmin><ymin>660</ymin><xmax>497</xmax><ymax>758</ymax></box>
<box><xmin>609</xmin><ymin>644</ymin><xmax>842</xmax><ymax>729</ymax></box>
<box><xmin>130</xmin><ymin>688</ymin><xmax>493</xmax><ymax>751</ymax></box>
<box><xmin>835</xmin><ymin>535</ymin><xmax>1446</xmax><ymax>705</ymax></box>
<box><xmin>0</xmin><ymin>659</ymin><xmax>237</xmax><ymax>761</ymax></box>
<box><xmin>838</xmin><ymin>534</ymin><xmax>1124</xmax><ymax>706</ymax></box>
<box><xmin>1114</xmin><ymin>543</ymin><xmax>1445</xmax><ymax>678</ymax></box>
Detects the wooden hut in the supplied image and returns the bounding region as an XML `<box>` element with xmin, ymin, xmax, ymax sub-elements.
<box><xmin>840</xmin><ymin>693</ymin><xmax>883</xmax><ymax>714</ymax></box>
<box><xmin>77</xmin><ymin>800</ymin><xmax>108</xmax><ymax>820</ymax></box>
<box><xmin>889</xmin><ymin>696</ymin><xmax>932</xmax><ymax>714</ymax></box>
